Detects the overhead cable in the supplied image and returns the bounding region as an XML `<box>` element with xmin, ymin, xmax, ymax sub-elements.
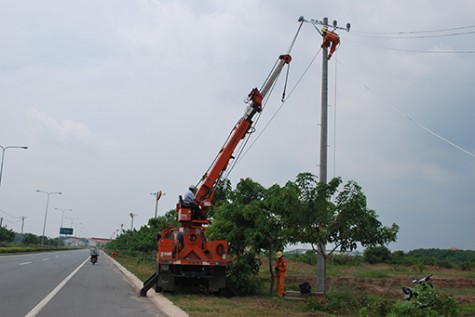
<box><xmin>0</xmin><ymin>208</ymin><xmax>22</xmax><ymax>220</ymax></box>
<box><xmin>236</xmin><ymin>48</ymin><xmax>322</xmax><ymax>164</ymax></box>
<box><xmin>345</xmin><ymin>37</ymin><xmax>475</xmax><ymax>54</ymax></box>
<box><xmin>351</xmin><ymin>30</ymin><xmax>475</xmax><ymax>39</ymax></box>
<box><xmin>336</xmin><ymin>60</ymin><xmax>475</xmax><ymax>158</ymax></box>
<box><xmin>352</xmin><ymin>24</ymin><xmax>475</xmax><ymax>35</ymax></box>
<box><xmin>219</xmin><ymin>21</ymin><xmax>305</xmax><ymax>181</ymax></box>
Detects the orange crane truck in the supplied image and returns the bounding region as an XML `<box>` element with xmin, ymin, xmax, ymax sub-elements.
<box><xmin>140</xmin><ymin>54</ymin><xmax>292</xmax><ymax>295</ymax></box>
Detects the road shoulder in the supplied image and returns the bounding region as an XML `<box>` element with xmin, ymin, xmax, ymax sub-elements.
<box><xmin>106</xmin><ymin>252</ymin><xmax>189</xmax><ymax>317</ymax></box>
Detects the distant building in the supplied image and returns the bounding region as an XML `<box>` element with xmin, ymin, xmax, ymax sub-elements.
<box><xmin>63</xmin><ymin>237</ymin><xmax>112</xmax><ymax>248</ymax></box>
<box><xmin>89</xmin><ymin>237</ymin><xmax>112</xmax><ymax>248</ymax></box>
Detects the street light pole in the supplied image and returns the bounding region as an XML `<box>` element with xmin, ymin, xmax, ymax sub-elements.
<box><xmin>0</xmin><ymin>145</ymin><xmax>28</xmax><ymax>188</ymax></box>
<box><xmin>66</xmin><ymin>216</ymin><xmax>79</xmax><ymax>227</ymax></box>
<box><xmin>150</xmin><ymin>190</ymin><xmax>164</xmax><ymax>218</ymax></box>
<box><xmin>55</xmin><ymin>208</ymin><xmax>72</xmax><ymax>229</ymax></box>
<box><xmin>129</xmin><ymin>212</ymin><xmax>138</xmax><ymax>231</ymax></box>
<box><xmin>36</xmin><ymin>190</ymin><xmax>62</xmax><ymax>247</ymax></box>
<box><xmin>71</xmin><ymin>222</ymin><xmax>82</xmax><ymax>238</ymax></box>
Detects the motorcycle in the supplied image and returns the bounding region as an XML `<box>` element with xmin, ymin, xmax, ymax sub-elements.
<box><xmin>402</xmin><ymin>274</ymin><xmax>436</xmax><ymax>307</ymax></box>
<box><xmin>91</xmin><ymin>255</ymin><xmax>98</xmax><ymax>265</ymax></box>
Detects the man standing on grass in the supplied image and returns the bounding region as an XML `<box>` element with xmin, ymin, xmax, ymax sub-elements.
<box><xmin>275</xmin><ymin>251</ymin><xmax>288</xmax><ymax>297</ymax></box>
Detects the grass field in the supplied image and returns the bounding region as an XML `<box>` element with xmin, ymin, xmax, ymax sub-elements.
<box><xmin>112</xmin><ymin>252</ymin><xmax>475</xmax><ymax>317</ymax></box>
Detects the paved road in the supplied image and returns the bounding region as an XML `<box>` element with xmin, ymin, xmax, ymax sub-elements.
<box><xmin>0</xmin><ymin>249</ymin><xmax>167</xmax><ymax>317</ymax></box>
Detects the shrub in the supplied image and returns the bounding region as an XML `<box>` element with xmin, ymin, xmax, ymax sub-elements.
<box><xmin>304</xmin><ymin>289</ymin><xmax>369</xmax><ymax>315</ymax></box>
<box><xmin>387</xmin><ymin>290</ymin><xmax>457</xmax><ymax>317</ymax></box>
<box><xmin>225</xmin><ymin>252</ymin><xmax>262</xmax><ymax>295</ymax></box>
<box><xmin>329</xmin><ymin>253</ymin><xmax>363</xmax><ymax>266</ymax></box>
<box><xmin>325</xmin><ymin>290</ymin><xmax>360</xmax><ymax>315</ymax></box>
<box><xmin>436</xmin><ymin>259</ymin><xmax>453</xmax><ymax>269</ymax></box>
<box><xmin>364</xmin><ymin>246</ymin><xmax>392</xmax><ymax>264</ymax></box>
<box><xmin>460</xmin><ymin>261</ymin><xmax>474</xmax><ymax>271</ymax></box>
<box><xmin>359</xmin><ymin>296</ymin><xmax>395</xmax><ymax>317</ymax></box>
<box><xmin>286</xmin><ymin>250</ymin><xmax>317</xmax><ymax>266</ymax></box>
<box><xmin>0</xmin><ymin>226</ymin><xmax>15</xmax><ymax>243</ymax></box>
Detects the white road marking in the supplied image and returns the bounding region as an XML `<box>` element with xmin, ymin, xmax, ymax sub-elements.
<box><xmin>19</xmin><ymin>262</ymin><xmax>32</xmax><ymax>266</ymax></box>
<box><xmin>24</xmin><ymin>257</ymin><xmax>89</xmax><ymax>317</ymax></box>
<box><xmin>42</xmin><ymin>258</ymin><xmax>49</xmax><ymax>261</ymax></box>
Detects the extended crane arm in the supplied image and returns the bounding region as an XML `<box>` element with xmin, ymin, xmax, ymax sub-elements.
<box><xmin>195</xmin><ymin>54</ymin><xmax>292</xmax><ymax>214</ymax></box>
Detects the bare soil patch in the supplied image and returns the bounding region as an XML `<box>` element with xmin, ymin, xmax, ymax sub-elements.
<box><xmin>287</xmin><ymin>266</ymin><xmax>475</xmax><ymax>304</ymax></box>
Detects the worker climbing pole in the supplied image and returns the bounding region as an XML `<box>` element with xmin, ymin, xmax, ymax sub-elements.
<box><xmin>321</xmin><ymin>27</ymin><xmax>340</xmax><ymax>60</ymax></box>
<box><xmin>298</xmin><ymin>16</ymin><xmax>350</xmax><ymax>295</ymax></box>
<box><xmin>299</xmin><ymin>16</ymin><xmax>350</xmax><ymax>60</ymax></box>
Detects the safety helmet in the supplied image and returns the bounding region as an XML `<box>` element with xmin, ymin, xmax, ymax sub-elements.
<box><xmin>321</xmin><ymin>26</ymin><xmax>328</xmax><ymax>33</ymax></box>
<box><xmin>276</xmin><ymin>251</ymin><xmax>283</xmax><ymax>258</ymax></box>
<box><xmin>189</xmin><ymin>185</ymin><xmax>197</xmax><ymax>191</ymax></box>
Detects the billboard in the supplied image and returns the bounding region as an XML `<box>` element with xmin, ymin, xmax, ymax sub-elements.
<box><xmin>60</xmin><ymin>227</ymin><xmax>73</xmax><ymax>235</ymax></box>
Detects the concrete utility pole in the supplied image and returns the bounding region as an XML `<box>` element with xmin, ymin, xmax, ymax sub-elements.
<box><xmin>317</xmin><ymin>18</ymin><xmax>330</xmax><ymax>294</ymax></box>
<box><xmin>21</xmin><ymin>216</ymin><xmax>26</xmax><ymax>234</ymax></box>
<box><xmin>320</xmin><ymin>17</ymin><xmax>351</xmax><ymax>294</ymax></box>
<box><xmin>299</xmin><ymin>15</ymin><xmax>350</xmax><ymax>295</ymax></box>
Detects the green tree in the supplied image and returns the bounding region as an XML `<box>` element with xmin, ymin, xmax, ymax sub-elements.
<box><xmin>107</xmin><ymin>209</ymin><xmax>178</xmax><ymax>252</ymax></box>
<box><xmin>284</xmin><ymin>172</ymin><xmax>399</xmax><ymax>293</ymax></box>
<box><xmin>208</xmin><ymin>178</ymin><xmax>266</xmax><ymax>294</ymax></box>
<box><xmin>21</xmin><ymin>233</ymin><xmax>41</xmax><ymax>245</ymax></box>
<box><xmin>0</xmin><ymin>226</ymin><xmax>15</xmax><ymax>243</ymax></box>
<box><xmin>208</xmin><ymin>178</ymin><xmax>293</xmax><ymax>295</ymax></box>
<box><xmin>263</xmin><ymin>182</ymin><xmax>300</xmax><ymax>294</ymax></box>
<box><xmin>364</xmin><ymin>245</ymin><xmax>392</xmax><ymax>264</ymax></box>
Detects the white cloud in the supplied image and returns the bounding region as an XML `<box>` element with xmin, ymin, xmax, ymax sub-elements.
<box><xmin>27</xmin><ymin>108</ymin><xmax>91</xmax><ymax>141</ymax></box>
<box><xmin>0</xmin><ymin>0</ymin><xmax>473</xmax><ymax>251</ymax></box>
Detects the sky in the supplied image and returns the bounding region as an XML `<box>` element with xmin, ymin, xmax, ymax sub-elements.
<box><xmin>0</xmin><ymin>0</ymin><xmax>474</xmax><ymax>252</ymax></box>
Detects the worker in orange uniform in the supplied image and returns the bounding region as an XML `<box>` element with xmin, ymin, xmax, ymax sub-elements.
<box><xmin>321</xmin><ymin>27</ymin><xmax>340</xmax><ymax>60</ymax></box>
<box><xmin>275</xmin><ymin>251</ymin><xmax>288</xmax><ymax>297</ymax></box>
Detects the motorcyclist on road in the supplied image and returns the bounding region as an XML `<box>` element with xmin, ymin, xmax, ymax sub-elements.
<box><xmin>90</xmin><ymin>247</ymin><xmax>99</xmax><ymax>262</ymax></box>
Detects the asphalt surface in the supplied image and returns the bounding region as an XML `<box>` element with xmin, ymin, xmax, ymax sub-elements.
<box><xmin>0</xmin><ymin>249</ymin><xmax>185</xmax><ymax>317</ymax></box>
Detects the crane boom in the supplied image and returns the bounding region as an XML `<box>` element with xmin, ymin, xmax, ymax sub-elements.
<box><xmin>140</xmin><ymin>53</ymin><xmax>293</xmax><ymax>296</ymax></box>
<box><xmin>195</xmin><ymin>54</ymin><xmax>292</xmax><ymax>216</ymax></box>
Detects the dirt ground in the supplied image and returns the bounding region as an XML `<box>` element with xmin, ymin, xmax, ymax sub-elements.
<box><xmin>287</xmin><ymin>270</ymin><xmax>475</xmax><ymax>304</ymax></box>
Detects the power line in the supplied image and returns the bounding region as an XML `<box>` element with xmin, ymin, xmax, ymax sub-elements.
<box><xmin>236</xmin><ymin>48</ymin><xmax>322</xmax><ymax>164</ymax></box>
<box><xmin>379</xmin><ymin>48</ymin><xmax>475</xmax><ymax>54</ymax></box>
<box><xmin>336</xmin><ymin>60</ymin><xmax>475</xmax><ymax>159</ymax></box>
<box><xmin>0</xmin><ymin>208</ymin><xmax>22</xmax><ymax>220</ymax></box>
<box><xmin>346</xmin><ymin>37</ymin><xmax>475</xmax><ymax>54</ymax></box>
<box><xmin>2</xmin><ymin>218</ymin><xmax>22</xmax><ymax>224</ymax></box>
<box><xmin>352</xmin><ymin>30</ymin><xmax>475</xmax><ymax>39</ymax></box>
<box><xmin>353</xmin><ymin>24</ymin><xmax>475</xmax><ymax>35</ymax></box>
